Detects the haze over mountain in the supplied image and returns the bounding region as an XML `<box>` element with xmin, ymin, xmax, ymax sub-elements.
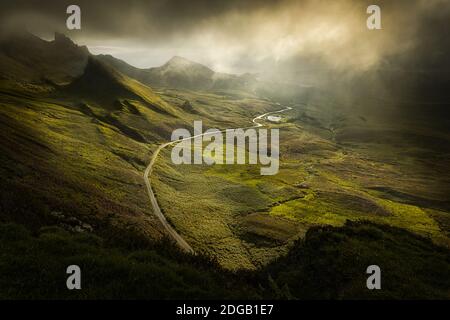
<box><xmin>97</xmin><ymin>53</ymin><xmax>259</xmax><ymax>92</ymax></box>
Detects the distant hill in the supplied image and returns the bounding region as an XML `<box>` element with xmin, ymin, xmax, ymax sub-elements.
<box><xmin>146</xmin><ymin>56</ymin><xmax>215</xmax><ymax>90</ymax></box>
<box><xmin>97</xmin><ymin>54</ymin><xmax>259</xmax><ymax>92</ymax></box>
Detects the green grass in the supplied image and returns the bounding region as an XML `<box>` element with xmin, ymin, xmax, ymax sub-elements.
<box><xmin>151</xmin><ymin>93</ymin><xmax>450</xmax><ymax>270</ymax></box>
<box><xmin>0</xmin><ymin>77</ymin><xmax>285</xmax><ymax>270</ymax></box>
<box><xmin>0</xmin><ymin>91</ymin><xmax>158</xmax><ymax>237</ymax></box>
<box><xmin>0</xmin><ymin>223</ymin><xmax>257</xmax><ymax>299</ymax></box>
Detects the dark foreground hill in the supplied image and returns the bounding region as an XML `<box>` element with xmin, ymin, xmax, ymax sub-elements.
<box><xmin>0</xmin><ymin>220</ymin><xmax>448</xmax><ymax>299</ymax></box>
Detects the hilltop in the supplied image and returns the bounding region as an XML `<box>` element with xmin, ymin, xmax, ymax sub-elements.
<box><xmin>66</xmin><ymin>56</ymin><xmax>179</xmax><ymax>116</ymax></box>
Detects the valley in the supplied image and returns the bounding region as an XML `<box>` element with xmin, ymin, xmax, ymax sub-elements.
<box><xmin>152</xmin><ymin>91</ymin><xmax>450</xmax><ymax>270</ymax></box>
<box><xmin>143</xmin><ymin>104</ymin><xmax>292</xmax><ymax>254</ymax></box>
<box><xmin>0</xmin><ymin>31</ymin><xmax>449</xmax><ymax>299</ymax></box>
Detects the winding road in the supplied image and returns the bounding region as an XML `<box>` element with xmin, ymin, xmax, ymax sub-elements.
<box><xmin>143</xmin><ymin>105</ymin><xmax>292</xmax><ymax>254</ymax></box>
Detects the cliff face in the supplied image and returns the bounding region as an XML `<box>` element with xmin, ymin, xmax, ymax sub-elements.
<box><xmin>0</xmin><ymin>31</ymin><xmax>89</xmax><ymax>83</ymax></box>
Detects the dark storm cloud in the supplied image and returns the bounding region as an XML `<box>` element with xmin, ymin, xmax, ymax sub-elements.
<box><xmin>0</xmin><ymin>0</ymin><xmax>275</xmax><ymax>40</ymax></box>
<box><xmin>0</xmin><ymin>0</ymin><xmax>449</xmax><ymax>74</ymax></box>
<box><xmin>0</xmin><ymin>0</ymin><xmax>281</xmax><ymax>68</ymax></box>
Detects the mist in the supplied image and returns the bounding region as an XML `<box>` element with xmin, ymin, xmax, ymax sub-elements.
<box><xmin>1</xmin><ymin>0</ymin><xmax>448</xmax><ymax>119</ymax></box>
<box><xmin>0</xmin><ymin>0</ymin><xmax>448</xmax><ymax>74</ymax></box>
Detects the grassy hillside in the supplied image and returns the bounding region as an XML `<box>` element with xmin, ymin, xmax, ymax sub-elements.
<box><xmin>0</xmin><ymin>80</ymin><xmax>161</xmax><ymax>239</ymax></box>
<box><xmin>66</xmin><ymin>57</ymin><xmax>181</xmax><ymax>117</ymax></box>
<box><xmin>152</xmin><ymin>91</ymin><xmax>450</xmax><ymax>270</ymax></box>
<box><xmin>0</xmin><ymin>55</ymin><xmax>204</xmax><ymax>241</ymax></box>
<box><xmin>0</xmin><ymin>53</ymin><xmax>282</xmax><ymax>243</ymax></box>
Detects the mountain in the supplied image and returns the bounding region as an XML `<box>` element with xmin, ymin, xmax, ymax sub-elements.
<box><xmin>0</xmin><ymin>31</ymin><xmax>182</xmax><ymax>121</ymax></box>
<box><xmin>0</xmin><ymin>31</ymin><xmax>293</xmax><ymax>98</ymax></box>
<box><xmin>66</xmin><ymin>56</ymin><xmax>178</xmax><ymax>116</ymax></box>
<box><xmin>97</xmin><ymin>54</ymin><xmax>258</xmax><ymax>92</ymax></box>
<box><xmin>0</xmin><ymin>32</ymin><xmax>89</xmax><ymax>83</ymax></box>
<box><xmin>96</xmin><ymin>53</ymin><xmax>147</xmax><ymax>82</ymax></box>
<box><xmin>97</xmin><ymin>54</ymin><xmax>310</xmax><ymax>102</ymax></box>
<box><xmin>146</xmin><ymin>56</ymin><xmax>215</xmax><ymax>89</ymax></box>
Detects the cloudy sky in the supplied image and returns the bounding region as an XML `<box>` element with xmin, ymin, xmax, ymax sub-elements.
<box><xmin>1</xmin><ymin>0</ymin><xmax>449</xmax><ymax>75</ymax></box>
